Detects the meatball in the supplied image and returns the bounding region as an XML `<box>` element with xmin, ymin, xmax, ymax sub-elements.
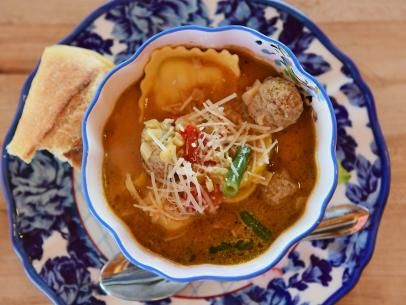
<box><xmin>243</xmin><ymin>77</ymin><xmax>303</xmax><ymax>130</ymax></box>
<box><xmin>260</xmin><ymin>171</ymin><xmax>298</xmax><ymax>206</ymax></box>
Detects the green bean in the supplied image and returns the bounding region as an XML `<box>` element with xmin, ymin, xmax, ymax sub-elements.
<box><xmin>234</xmin><ymin>239</ymin><xmax>254</xmax><ymax>251</ymax></box>
<box><xmin>209</xmin><ymin>242</ymin><xmax>232</xmax><ymax>254</ymax></box>
<box><xmin>209</xmin><ymin>239</ymin><xmax>254</xmax><ymax>254</ymax></box>
<box><xmin>240</xmin><ymin>211</ymin><xmax>272</xmax><ymax>242</ymax></box>
<box><xmin>223</xmin><ymin>145</ymin><xmax>252</xmax><ymax>196</ymax></box>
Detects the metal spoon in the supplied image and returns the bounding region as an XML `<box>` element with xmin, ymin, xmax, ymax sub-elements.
<box><xmin>303</xmin><ymin>203</ymin><xmax>370</xmax><ymax>240</ymax></box>
<box><xmin>100</xmin><ymin>255</ymin><xmax>186</xmax><ymax>302</ymax></box>
<box><xmin>100</xmin><ymin>203</ymin><xmax>369</xmax><ymax>301</ymax></box>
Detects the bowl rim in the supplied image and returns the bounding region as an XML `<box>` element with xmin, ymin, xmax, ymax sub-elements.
<box><xmin>81</xmin><ymin>24</ymin><xmax>338</xmax><ymax>282</ymax></box>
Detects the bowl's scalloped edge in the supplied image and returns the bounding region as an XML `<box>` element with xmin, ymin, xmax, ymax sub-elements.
<box><xmin>81</xmin><ymin>23</ymin><xmax>338</xmax><ymax>282</ymax></box>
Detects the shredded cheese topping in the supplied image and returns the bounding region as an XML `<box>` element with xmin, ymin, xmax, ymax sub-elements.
<box><xmin>127</xmin><ymin>93</ymin><xmax>278</xmax><ymax>221</ymax></box>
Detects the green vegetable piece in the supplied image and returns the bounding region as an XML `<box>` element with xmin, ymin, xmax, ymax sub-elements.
<box><xmin>338</xmin><ymin>161</ymin><xmax>351</xmax><ymax>184</ymax></box>
<box><xmin>209</xmin><ymin>242</ymin><xmax>232</xmax><ymax>254</ymax></box>
<box><xmin>209</xmin><ymin>239</ymin><xmax>254</xmax><ymax>254</ymax></box>
<box><xmin>223</xmin><ymin>145</ymin><xmax>252</xmax><ymax>196</ymax></box>
<box><xmin>240</xmin><ymin>211</ymin><xmax>272</xmax><ymax>242</ymax></box>
<box><xmin>234</xmin><ymin>239</ymin><xmax>254</xmax><ymax>251</ymax></box>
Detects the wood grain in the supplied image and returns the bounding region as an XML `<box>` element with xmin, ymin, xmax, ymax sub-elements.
<box><xmin>0</xmin><ymin>1</ymin><xmax>405</xmax><ymax>304</ymax></box>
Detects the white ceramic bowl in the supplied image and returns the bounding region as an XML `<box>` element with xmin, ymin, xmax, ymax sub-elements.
<box><xmin>82</xmin><ymin>25</ymin><xmax>337</xmax><ymax>281</ymax></box>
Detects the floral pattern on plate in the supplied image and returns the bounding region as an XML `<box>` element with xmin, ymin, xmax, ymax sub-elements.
<box><xmin>1</xmin><ymin>1</ymin><xmax>390</xmax><ymax>305</ymax></box>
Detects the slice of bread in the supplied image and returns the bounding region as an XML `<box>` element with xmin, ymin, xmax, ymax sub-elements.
<box><xmin>7</xmin><ymin>45</ymin><xmax>113</xmax><ymax>168</ymax></box>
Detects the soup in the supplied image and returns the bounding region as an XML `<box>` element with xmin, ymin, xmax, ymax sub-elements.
<box><xmin>103</xmin><ymin>47</ymin><xmax>317</xmax><ymax>265</ymax></box>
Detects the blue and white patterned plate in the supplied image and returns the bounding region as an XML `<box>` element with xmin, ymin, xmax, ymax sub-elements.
<box><xmin>0</xmin><ymin>1</ymin><xmax>390</xmax><ymax>304</ymax></box>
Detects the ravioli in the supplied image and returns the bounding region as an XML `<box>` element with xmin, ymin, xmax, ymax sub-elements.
<box><xmin>138</xmin><ymin>46</ymin><xmax>240</xmax><ymax>120</ymax></box>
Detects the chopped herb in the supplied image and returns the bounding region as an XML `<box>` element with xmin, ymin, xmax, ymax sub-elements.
<box><xmin>209</xmin><ymin>239</ymin><xmax>254</xmax><ymax>254</ymax></box>
<box><xmin>234</xmin><ymin>239</ymin><xmax>254</xmax><ymax>250</ymax></box>
<box><xmin>240</xmin><ymin>211</ymin><xmax>272</xmax><ymax>242</ymax></box>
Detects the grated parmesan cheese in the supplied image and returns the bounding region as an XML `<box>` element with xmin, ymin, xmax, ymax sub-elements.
<box><xmin>135</xmin><ymin>92</ymin><xmax>281</xmax><ymax>219</ymax></box>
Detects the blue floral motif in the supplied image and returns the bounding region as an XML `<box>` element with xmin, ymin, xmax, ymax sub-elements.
<box><xmin>282</xmin><ymin>250</ymin><xmax>305</xmax><ymax>273</ymax></box>
<box><xmin>342</xmin><ymin>230</ymin><xmax>369</xmax><ymax>283</ymax></box>
<box><xmin>340</xmin><ymin>66</ymin><xmax>366</xmax><ymax>107</ymax></box>
<box><xmin>302</xmin><ymin>255</ymin><xmax>332</xmax><ymax>286</ymax></box>
<box><xmin>8</xmin><ymin>152</ymin><xmax>75</xmax><ymax>260</ymax></box>
<box><xmin>336</xmin><ymin>129</ymin><xmax>357</xmax><ymax>172</ymax></box>
<box><xmin>21</xmin><ymin>229</ymin><xmax>45</xmax><ymax>261</ymax></box>
<box><xmin>263</xmin><ymin>279</ymin><xmax>292</xmax><ymax>305</ymax></box>
<box><xmin>286</xmin><ymin>255</ymin><xmax>333</xmax><ymax>292</ymax></box>
<box><xmin>340</xmin><ymin>82</ymin><xmax>365</xmax><ymax>107</ymax></box>
<box><xmin>278</xmin><ymin>14</ymin><xmax>331</xmax><ymax>76</ymax></box>
<box><xmin>311</xmin><ymin>239</ymin><xmax>334</xmax><ymax>250</ymax></box>
<box><xmin>66</xmin><ymin>215</ymin><xmax>105</xmax><ymax>268</ymax></box>
<box><xmin>312</xmin><ymin>237</ymin><xmax>348</xmax><ymax>268</ymax></box>
<box><xmin>311</xmin><ymin>227</ymin><xmax>370</xmax><ymax>284</ymax></box>
<box><xmin>8</xmin><ymin>151</ymin><xmax>106</xmax><ymax>303</ymax></box>
<box><xmin>340</xmin><ymin>64</ymin><xmax>352</xmax><ymax>78</ymax></box>
<box><xmin>246</xmin><ymin>285</ymin><xmax>271</xmax><ymax>303</ymax></box>
<box><xmin>40</xmin><ymin>256</ymin><xmax>105</xmax><ymax>305</ymax></box>
<box><xmin>72</xmin><ymin>30</ymin><xmax>113</xmax><ymax>55</ymax></box>
<box><xmin>288</xmin><ymin>273</ymin><xmax>308</xmax><ymax>291</ymax></box>
<box><xmin>330</xmin><ymin>96</ymin><xmax>358</xmax><ymax>171</ymax></box>
<box><xmin>371</xmin><ymin>143</ymin><xmax>383</xmax><ymax>177</ymax></box>
<box><xmin>216</xmin><ymin>0</ymin><xmax>278</xmax><ymax>36</ymax></box>
<box><xmin>292</xmin><ymin>295</ymin><xmax>310</xmax><ymax>305</ymax></box>
<box><xmin>210</xmin><ymin>280</ymin><xmax>294</xmax><ymax>305</ymax></box>
<box><xmin>346</xmin><ymin>154</ymin><xmax>379</xmax><ymax>204</ymax></box>
<box><xmin>209</xmin><ymin>276</ymin><xmax>322</xmax><ymax>305</ymax></box>
<box><xmin>8</xmin><ymin>152</ymin><xmax>74</xmax><ymax>236</ymax></box>
<box><xmin>105</xmin><ymin>0</ymin><xmax>210</xmax><ymax>63</ymax></box>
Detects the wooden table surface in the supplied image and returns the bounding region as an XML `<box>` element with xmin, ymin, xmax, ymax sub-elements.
<box><xmin>0</xmin><ymin>1</ymin><xmax>405</xmax><ymax>304</ymax></box>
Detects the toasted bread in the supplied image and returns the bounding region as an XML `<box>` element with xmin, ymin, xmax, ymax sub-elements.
<box><xmin>7</xmin><ymin>45</ymin><xmax>113</xmax><ymax>168</ymax></box>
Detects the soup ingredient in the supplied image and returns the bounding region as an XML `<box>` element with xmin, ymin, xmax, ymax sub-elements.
<box><xmin>138</xmin><ymin>46</ymin><xmax>240</xmax><ymax>120</ymax></box>
<box><xmin>260</xmin><ymin>171</ymin><xmax>298</xmax><ymax>205</ymax></box>
<box><xmin>240</xmin><ymin>211</ymin><xmax>272</xmax><ymax>242</ymax></box>
<box><xmin>209</xmin><ymin>239</ymin><xmax>254</xmax><ymax>254</ymax></box>
<box><xmin>242</xmin><ymin>77</ymin><xmax>303</xmax><ymax>130</ymax></box>
<box><xmin>223</xmin><ymin>145</ymin><xmax>252</xmax><ymax>196</ymax></box>
<box><xmin>7</xmin><ymin>45</ymin><xmax>113</xmax><ymax>168</ymax></box>
<box><xmin>181</xmin><ymin>124</ymin><xmax>201</xmax><ymax>163</ymax></box>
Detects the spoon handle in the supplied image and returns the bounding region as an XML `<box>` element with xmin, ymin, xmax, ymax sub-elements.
<box><xmin>304</xmin><ymin>203</ymin><xmax>369</xmax><ymax>241</ymax></box>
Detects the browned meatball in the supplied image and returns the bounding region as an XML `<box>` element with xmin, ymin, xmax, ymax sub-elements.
<box><xmin>243</xmin><ymin>77</ymin><xmax>303</xmax><ymax>130</ymax></box>
<box><xmin>260</xmin><ymin>171</ymin><xmax>298</xmax><ymax>206</ymax></box>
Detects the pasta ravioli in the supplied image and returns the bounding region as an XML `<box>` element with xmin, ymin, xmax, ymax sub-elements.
<box><xmin>138</xmin><ymin>46</ymin><xmax>240</xmax><ymax>120</ymax></box>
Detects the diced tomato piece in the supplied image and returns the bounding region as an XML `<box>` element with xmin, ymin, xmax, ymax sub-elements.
<box><xmin>181</xmin><ymin>124</ymin><xmax>201</xmax><ymax>163</ymax></box>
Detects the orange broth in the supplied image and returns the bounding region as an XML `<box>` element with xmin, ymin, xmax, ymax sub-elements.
<box><xmin>102</xmin><ymin>48</ymin><xmax>317</xmax><ymax>264</ymax></box>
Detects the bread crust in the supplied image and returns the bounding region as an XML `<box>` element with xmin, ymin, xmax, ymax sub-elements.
<box><xmin>7</xmin><ymin>45</ymin><xmax>113</xmax><ymax>168</ymax></box>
